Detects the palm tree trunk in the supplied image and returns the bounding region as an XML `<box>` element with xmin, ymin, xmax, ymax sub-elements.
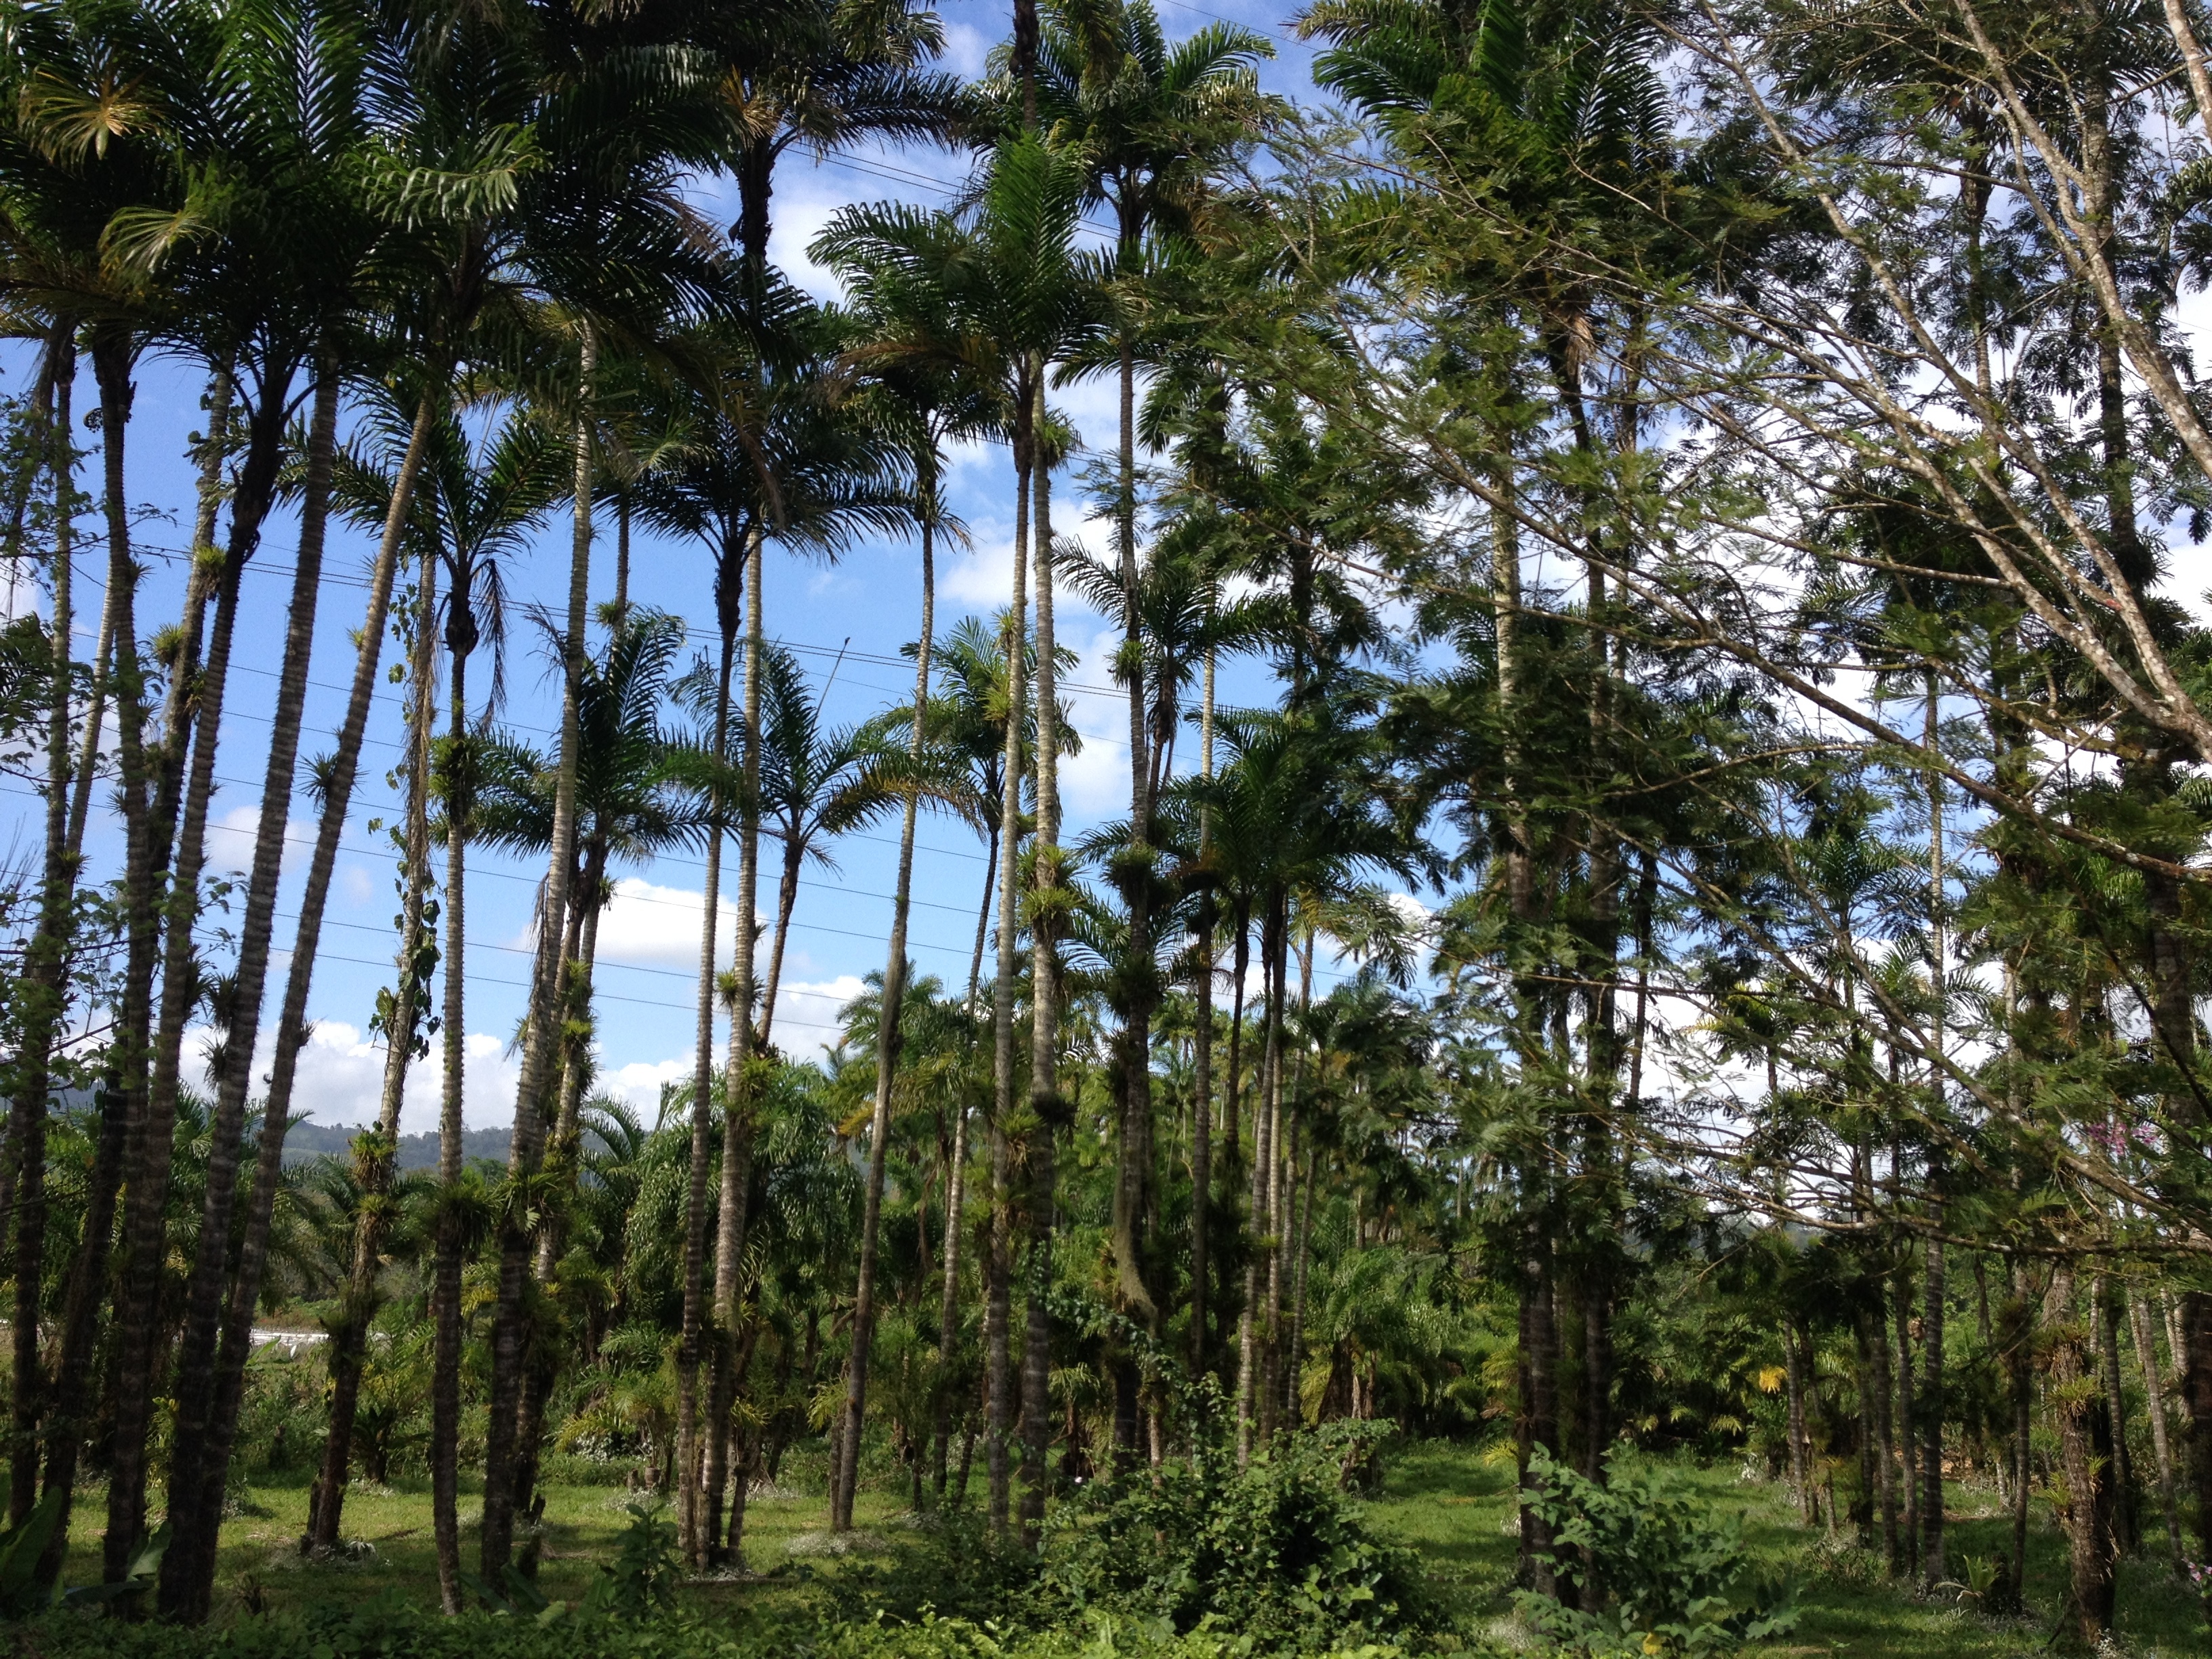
<box><xmin>2004</xmin><ymin>1262</ymin><xmax>2034</xmax><ymax>1607</ymax></box>
<box><xmin>143</xmin><ymin>359</ymin><xmax>247</xmax><ymax>890</ymax></box>
<box><xmin>1109</xmin><ymin>331</ymin><xmax>1154</xmax><ymax>1466</ymax></box>
<box><xmin>1785</xmin><ymin>1320</ymin><xmax>1812</xmax><ymax>1523</ymax></box>
<box><xmin>1224</xmin><ymin>908</ymin><xmax>1249</xmax><ymax>1161</ymax></box>
<box><xmin>167</xmin><ymin>376</ymin><xmax>434</xmax><ymax>1623</ymax></box>
<box><xmin>968</xmin><ymin>825</ymin><xmax>998</xmax><ymax>1011</ymax></box>
<box><xmin>1285</xmin><ymin>1139</ymin><xmax>1315</xmax><ymax>1431</ymax></box>
<box><xmin>483</xmin><ymin>337</ymin><xmax>594</xmax><ymax>1586</ymax></box>
<box><xmin>309</xmin><ymin>538</ymin><xmax>439</xmax><ymax>1556</ymax></box>
<box><xmin>676</xmin><ymin>602</ymin><xmax>735</xmax><ymax>1566</ymax></box>
<box><xmin>7</xmin><ymin>328</ymin><xmax>74</xmax><ymax>1528</ymax></box>
<box><xmin>1020</xmin><ymin>404</ymin><xmax>1060</xmax><ymax>1548</ymax></box>
<box><xmin>157</xmin><ymin>367</ymin><xmax>348</xmax><ymax>1618</ymax></box>
<box><xmin>1868</xmin><ymin>1290</ymin><xmax>1900</xmax><ymax>1575</ymax></box>
<box><xmin>433</xmin><ymin>631</ymin><xmax>473</xmax><ymax>1613</ymax></box>
<box><xmin>933</xmin><ymin>1083</ymin><xmax>969</xmax><ymax>1500</ymax></box>
<box><xmin>987</xmin><ymin>426</ymin><xmax>1031</xmax><ymax>1537</ymax></box>
<box><xmin>2096</xmin><ymin>1277</ymin><xmax>2137</xmax><ymax>1552</ymax></box>
<box><xmin>1265</xmin><ymin>941</ymin><xmax>1307</xmax><ymax>1435</ymax></box>
<box><xmin>1189</xmin><ymin>649</ymin><xmax>1216</xmax><ymax>1381</ymax></box>
<box><xmin>838</xmin><ymin>483</ymin><xmax>937</xmax><ymax>1531</ymax></box>
<box><xmin>1235</xmin><ymin>903</ymin><xmax>1275</xmax><ymax>1469</ymax></box>
<box><xmin>708</xmin><ymin>529</ymin><xmax>764</xmax><ymax>1566</ymax></box>
<box><xmin>103</xmin><ymin>359</ymin><xmax>259</xmax><ymax>1579</ymax></box>
<box><xmin>1921</xmin><ymin>1230</ymin><xmax>1946</xmax><ymax>1586</ymax></box>
<box><xmin>759</xmin><ymin>834</ymin><xmax>802</xmax><ymax>1050</ymax></box>
<box><xmin>511</xmin><ymin>841</ymin><xmax>606</xmax><ymax>1538</ymax></box>
<box><xmin>38</xmin><ymin>331</ymin><xmax>155</xmax><ymax>1593</ymax></box>
<box><xmin>1894</xmin><ymin>1255</ymin><xmax>1917</xmax><ymax>1574</ymax></box>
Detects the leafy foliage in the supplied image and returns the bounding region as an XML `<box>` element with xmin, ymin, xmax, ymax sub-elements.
<box><xmin>1514</xmin><ymin>1450</ymin><xmax>1798</xmax><ymax>1658</ymax></box>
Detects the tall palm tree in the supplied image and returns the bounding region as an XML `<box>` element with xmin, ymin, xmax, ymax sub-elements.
<box><xmin>754</xmin><ymin>644</ymin><xmax>898</xmax><ymax>1047</ymax></box>
<box><xmin>640</xmin><ymin>304</ymin><xmax>909</xmax><ymax>1565</ymax></box>
<box><xmin>305</xmin><ymin>408</ymin><xmax>447</xmax><ymax>1559</ymax></box>
<box><xmin>303</xmin><ymin>398</ymin><xmax>562</xmax><ymax>1555</ymax></box>
<box><xmin>424</xmin><ymin>401</ymin><xmax>562</xmax><ymax>1600</ymax></box>
<box><xmin>472</xmin><ymin>611</ymin><xmax>695</xmax><ymax>1526</ymax></box>
<box><xmin>1030</xmin><ymin>7</ymin><xmax>1275</xmax><ymax>1447</ymax></box>
<box><xmin>956</xmin><ymin>132</ymin><xmax>1105</xmax><ymax>1539</ymax></box>
<box><xmin>813</xmin><ymin>193</ymin><xmax>1009</xmax><ymax>1531</ymax></box>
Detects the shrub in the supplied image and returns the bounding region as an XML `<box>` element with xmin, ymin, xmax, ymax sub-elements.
<box><xmin>834</xmin><ymin>1425</ymin><xmax>1436</xmax><ymax>1655</ymax></box>
<box><xmin>1513</xmin><ymin>1448</ymin><xmax>1797</xmax><ymax>1658</ymax></box>
<box><xmin>1046</xmin><ymin>1424</ymin><xmax>1432</xmax><ymax>1651</ymax></box>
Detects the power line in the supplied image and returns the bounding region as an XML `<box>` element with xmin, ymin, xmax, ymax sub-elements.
<box><xmin>127</xmin><ymin>537</ymin><xmax>1140</xmax><ymax>706</ymax></box>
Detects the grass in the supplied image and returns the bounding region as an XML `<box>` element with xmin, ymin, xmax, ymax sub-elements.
<box><xmin>1368</xmin><ymin>1440</ymin><xmax>2209</xmax><ymax>1657</ymax></box>
<box><xmin>48</xmin><ymin>1441</ymin><xmax>2212</xmax><ymax>1656</ymax></box>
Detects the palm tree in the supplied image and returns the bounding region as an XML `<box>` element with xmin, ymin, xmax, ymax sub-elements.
<box><xmin>1030</xmin><ymin>7</ymin><xmax>1276</xmax><ymax>1449</ymax></box>
<box><xmin>417</xmin><ymin>399</ymin><xmax>563</xmax><ymax>1597</ymax></box>
<box><xmin>1060</xmin><ymin>510</ymin><xmax>1266</xmax><ymax>1419</ymax></box>
<box><xmin>951</xmin><ymin>132</ymin><xmax>1105</xmax><ymax>1540</ymax></box>
<box><xmin>754</xmin><ymin>646</ymin><xmax>898</xmax><ymax>1047</ymax></box>
<box><xmin>303</xmin><ymin>399</ymin><xmax>562</xmax><ymax>1555</ymax></box>
<box><xmin>640</xmin><ymin>304</ymin><xmax>909</xmax><ymax>1566</ymax></box>
<box><xmin>812</xmin><ymin>193</ymin><xmax>1010</xmax><ymax>1531</ymax></box>
<box><xmin>472</xmin><ymin>611</ymin><xmax>695</xmax><ymax>1527</ymax></box>
<box><xmin>305</xmin><ymin>407</ymin><xmax>447</xmax><ymax>1559</ymax></box>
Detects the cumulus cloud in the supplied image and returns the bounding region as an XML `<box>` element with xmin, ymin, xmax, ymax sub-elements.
<box><xmin>773</xmin><ymin>975</ymin><xmax>868</xmax><ymax>1052</ymax></box>
<box><xmin>602</xmin><ymin>1055</ymin><xmax>695</xmax><ymax>1118</ymax></box>
<box><xmin>189</xmin><ymin>1019</ymin><xmax>521</xmax><ymax>1136</ymax></box>
<box><xmin>574</xmin><ymin>876</ymin><xmax>737</xmax><ymax>968</ymax></box>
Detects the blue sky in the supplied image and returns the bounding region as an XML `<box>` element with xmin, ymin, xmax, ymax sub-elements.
<box><xmin>1</xmin><ymin>0</ymin><xmax>1388</xmax><ymax>1137</ymax></box>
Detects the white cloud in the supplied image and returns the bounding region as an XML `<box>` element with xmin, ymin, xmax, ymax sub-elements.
<box><xmin>944</xmin><ymin>524</ymin><xmax>1019</xmax><ymax>608</ymax></box>
<box><xmin>1056</xmin><ymin>622</ymin><xmax>1135</xmax><ymax>817</ymax></box>
<box><xmin>604</xmin><ymin>1055</ymin><xmax>696</xmax><ymax>1115</ymax></box>
<box><xmin>569</xmin><ymin>876</ymin><xmax>737</xmax><ymax>968</ymax></box>
<box><xmin>190</xmin><ymin>1019</ymin><xmax>521</xmax><ymax>1136</ymax></box>
<box><xmin>771</xmin><ymin>974</ymin><xmax>867</xmax><ymax>1053</ymax></box>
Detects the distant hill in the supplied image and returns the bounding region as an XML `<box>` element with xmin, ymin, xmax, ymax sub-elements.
<box><xmin>281</xmin><ymin>1122</ymin><xmax>510</xmax><ymax>1170</ymax></box>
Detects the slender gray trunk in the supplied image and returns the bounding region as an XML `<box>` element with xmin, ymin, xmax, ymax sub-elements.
<box><xmin>676</xmin><ymin>600</ymin><xmax>734</xmax><ymax>1564</ymax></box>
<box><xmin>433</xmin><ymin>622</ymin><xmax>472</xmax><ymax>1613</ymax></box>
<box><xmin>707</xmin><ymin>530</ymin><xmax>764</xmax><ymax>1565</ymax></box>
<box><xmin>167</xmin><ymin>378</ymin><xmax>431</xmax><ymax>1621</ymax></box>
<box><xmin>8</xmin><ymin>330</ymin><xmax>74</xmax><ymax>1528</ymax></box>
<box><xmin>481</xmin><ymin>340</ymin><xmax>593</xmax><ymax>1586</ymax></box>
<box><xmin>309</xmin><ymin>536</ymin><xmax>439</xmax><ymax>1555</ymax></box>
<box><xmin>838</xmin><ymin>486</ymin><xmax>936</xmax><ymax>1528</ymax></box>
<box><xmin>1021</xmin><ymin>405</ymin><xmax>1060</xmax><ymax>1547</ymax></box>
<box><xmin>986</xmin><ymin>427</ymin><xmax>1031</xmax><ymax>1536</ymax></box>
<box><xmin>39</xmin><ymin>333</ymin><xmax>153</xmax><ymax>1592</ymax></box>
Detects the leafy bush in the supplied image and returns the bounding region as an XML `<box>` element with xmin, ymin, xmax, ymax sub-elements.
<box><xmin>1514</xmin><ymin>1449</ymin><xmax>1797</xmax><ymax>1658</ymax></box>
<box><xmin>1048</xmin><ymin>1424</ymin><xmax>1432</xmax><ymax>1650</ymax></box>
<box><xmin>834</xmin><ymin>1425</ymin><xmax>1435</xmax><ymax>1655</ymax></box>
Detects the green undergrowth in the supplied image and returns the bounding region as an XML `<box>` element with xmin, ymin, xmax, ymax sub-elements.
<box><xmin>7</xmin><ymin>1439</ymin><xmax>2209</xmax><ymax>1659</ymax></box>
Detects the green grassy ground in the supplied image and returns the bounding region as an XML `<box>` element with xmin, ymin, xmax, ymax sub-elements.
<box><xmin>52</xmin><ymin>1443</ymin><xmax>2211</xmax><ymax>1655</ymax></box>
<box><xmin>1368</xmin><ymin>1441</ymin><xmax>2209</xmax><ymax>1657</ymax></box>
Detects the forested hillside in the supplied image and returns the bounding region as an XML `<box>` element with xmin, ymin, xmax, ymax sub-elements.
<box><xmin>0</xmin><ymin>0</ymin><xmax>2209</xmax><ymax>1652</ymax></box>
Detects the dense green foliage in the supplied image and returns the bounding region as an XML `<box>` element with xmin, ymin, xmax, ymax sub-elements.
<box><xmin>6</xmin><ymin>0</ymin><xmax>2212</xmax><ymax>1650</ymax></box>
